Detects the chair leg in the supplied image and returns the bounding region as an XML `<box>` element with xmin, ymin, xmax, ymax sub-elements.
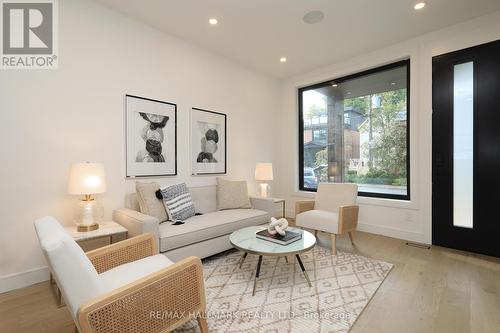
<box><xmin>348</xmin><ymin>231</ymin><xmax>354</xmax><ymax>245</ymax></box>
<box><xmin>330</xmin><ymin>233</ymin><xmax>337</xmax><ymax>255</ymax></box>
<box><xmin>197</xmin><ymin>316</ymin><xmax>209</xmax><ymax>333</ymax></box>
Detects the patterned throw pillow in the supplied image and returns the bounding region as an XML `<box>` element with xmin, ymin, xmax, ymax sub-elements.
<box><xmin>160</xmin><ymin>183</ymin><xmax>196</xmax><ymax>221</ymax></box>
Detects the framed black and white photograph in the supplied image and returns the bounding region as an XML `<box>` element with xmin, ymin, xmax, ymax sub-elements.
<box><xmin>191</xmin><ymin>107</ymin><xmax>227</xmax><ymax>175</ymax></box>
<box><xmin>126</xmin><ymin>94</ymin><xmax>177</xmax><ymax>177</ymax></box>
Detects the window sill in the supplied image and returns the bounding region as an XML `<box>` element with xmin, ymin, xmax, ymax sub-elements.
<box><xmin>292</xmin><ymin>190</ymin><xmax>418</xmax><ymax>210</ymax></box>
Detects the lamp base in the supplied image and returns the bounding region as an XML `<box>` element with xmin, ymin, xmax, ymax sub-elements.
<box><xmin>77</xmin><ymin>224</ymin><xmax>99</xmax><ymax>232</ymax></box>
<box><xmin>259</xmin><ymin>183</ymin><xmax>269</xmax><ymax>198</ymax></box>
<box><xmin>73</xmin><ymin>197</ymin><xmax>104</xmax><ymax>232</ymax></box>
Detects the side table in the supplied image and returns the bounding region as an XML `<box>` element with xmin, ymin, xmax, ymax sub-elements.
<box><xmin>64</xmin><ymin>220</ymin><xmax>128</xmax><ymax>252</ymax></box>
<box><xmin>272</xmin><ymin>198</ymin><xmax>286</xmax><ymax>218</ymax></box>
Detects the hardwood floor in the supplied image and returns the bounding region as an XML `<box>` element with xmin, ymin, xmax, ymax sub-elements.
<box><xmin>1</xmin><ymin>231</ymin><xmax>499</xmax><ymax>333</ymax></box>
<box><xmin>0</xmin><ymin>279</ymin><xmax>74</xmax><ymax>333</ymax></box>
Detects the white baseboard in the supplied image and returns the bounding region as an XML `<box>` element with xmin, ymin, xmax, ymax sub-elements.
<box><xmin>0</xmin><ymin>266</ymin><xmax>49</xmax><ymax>294</ymax></box>
<box><xmin>357</xmin><ymin>222</ymin><xmax>427</xmax><ymax>244</ymax></box>
<box><xmin>286</xmin><ymin>208</ymin><xmax>428</xmax><ymax>244</ymax></box>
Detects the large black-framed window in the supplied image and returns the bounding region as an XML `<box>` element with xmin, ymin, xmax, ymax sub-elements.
<box><xmin>298</xmin><ymin>60</ymin><xmax>410</xmax><ymax>200</ymax></box>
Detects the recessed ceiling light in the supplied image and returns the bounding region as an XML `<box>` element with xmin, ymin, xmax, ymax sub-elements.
<box><xmin>209</xmin><ymin>18</ymin><xmax>218</xmax><ymax>25</ymax></box>
<box><xmin>391</xmin><ymin>82</ymin><xmax>396</xmax><ymax>85</ymax></box>
<box><xmin>414</xmin><ymin>2</ymin><xmax>426</xmax><ymax>10</ymax></box>
<box><xmin>332</xmin><ymin>84</ymin><xmax>338</xmax><ymax>88</ymax></box>
<box><xmin>346</xmin><ymin>92</ymin><xmax>352</xmax><ymax>95</ymax></box>
<box><xmin>279</xmin><ymin>57</ymin><xmax>287</xmax><ymax>63</ymax></box>
<box><xmin>303</xmin><ymin>10</ymin><xmax>325</xmax><ymax>24</ymax></box>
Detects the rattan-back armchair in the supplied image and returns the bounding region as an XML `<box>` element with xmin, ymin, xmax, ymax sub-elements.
<box><xmin>34</xmin><ymin>217</ymin><xmax>208</xmax><ymax>333</ymax></box>
<box><xmin>78</xmin><ymin>234</ymin><xmax>208</xmax><ymax>333</ymax></box>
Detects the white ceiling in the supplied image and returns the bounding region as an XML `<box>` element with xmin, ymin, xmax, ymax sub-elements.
<box><xmin>95</xmin><ymin>0</ymin><xmax>500</xmax><ymax>78</ymax></box>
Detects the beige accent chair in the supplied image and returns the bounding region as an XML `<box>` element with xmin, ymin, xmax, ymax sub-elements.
<box><xmin>34</xmin><ymin>216</ymin><xmax>208</xmax><ymax>333</ymax></box>
<box><xmin>295</xmin><ymin>183</ymin><xmax>359</xmax><ymax>255</ymax></box>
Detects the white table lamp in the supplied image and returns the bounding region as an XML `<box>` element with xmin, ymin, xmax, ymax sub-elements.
<box><xmin>68</xmin><ymin>162</ymin><xmax>106</xmax><ymax>231</ymax></box>
<box><xmin>255</xmin><ymin>162</ymin><xmax>273</xmax><ymax>198</ymax></box>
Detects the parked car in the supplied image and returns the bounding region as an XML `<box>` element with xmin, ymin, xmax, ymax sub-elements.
<box><xmin>303</xmin><ymin>167</ymin><xmax>318</xmax><ymax>188</ymax></box>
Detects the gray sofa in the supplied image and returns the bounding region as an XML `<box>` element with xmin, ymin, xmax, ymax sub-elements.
<box><xmin>113</xmin><ymin>185</ymin><xmax>274</xmax><ymax>261</ymax></box>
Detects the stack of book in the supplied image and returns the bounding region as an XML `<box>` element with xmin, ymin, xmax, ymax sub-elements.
<box><xmin>256</xmin><ymin>229</ymin><xmax>302</xmax><ymax>245</ymax></box>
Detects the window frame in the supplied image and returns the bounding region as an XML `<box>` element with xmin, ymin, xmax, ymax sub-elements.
<box><xmin>298</xmin><ymin>59</ymin><xmax>411</xmax><ymax>200</ymax></box>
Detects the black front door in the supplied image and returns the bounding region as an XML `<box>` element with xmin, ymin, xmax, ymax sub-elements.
<box><xmin>432</xmin><ymin>39</ymin><xmax>500</xmax><ymax>257</ymax></box>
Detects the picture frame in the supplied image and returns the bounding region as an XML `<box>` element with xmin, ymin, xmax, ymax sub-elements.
<box><xmin>125</xmin><ymin>94</ymin><xmax>177</xmax><ymax>177</ymax></box>
<box><xmin>190</xmin><ymin>107</ymin><xmax>227</xmax><ymax>175</ymax></box>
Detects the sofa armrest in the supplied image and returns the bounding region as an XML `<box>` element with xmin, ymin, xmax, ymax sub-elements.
<box><xmin>113</xmin><ymin>208</ymin><xmax>160</xmax><ymax>240</ymax></box>
<box><xmin>77</xmin><ymin>256</ymin><xmax>206</xmax><ymax>333</ymax></box>
<box><xmin>338</xmin><ymin>205</ymin><xmax>359</xmax><ymax>234</ymax></box>
<box><xmin>250</xmin><ymin>197</ymin><xmax>275</xmax><ymax>216</ymax></box>
<box><xmin>295</xmin><ymin>200</ymin><xmax>315</xmax><ymax>217</ymax></box>
<box><xmin>86</xmin><ymin>234</ymin><xmax>158</xmax><ymax>274</ymax></box>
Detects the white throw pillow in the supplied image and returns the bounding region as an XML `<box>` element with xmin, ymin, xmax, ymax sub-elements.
<box><xmin>159</xmin><ymin>183</ymin><xmax>196</xmax><ymax>221</ymax></box>
<box><xmin>136</xmin><ymin>182</ymin><xmax>169</xmax><ymax>223</ymax></box>
<box><xmin>217</xmin><ymin>178</ymin><xmax>252</xmax><ymax>210</ymax></box>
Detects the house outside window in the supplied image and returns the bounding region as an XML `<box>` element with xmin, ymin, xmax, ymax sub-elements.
<box><xmin>298</xmin><ymin>60</ymin><xmax>410</xmax><ymax>200</ymax></box>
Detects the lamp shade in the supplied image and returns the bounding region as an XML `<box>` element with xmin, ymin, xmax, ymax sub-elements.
<box><xmin>255</xmin><ymin>163</ymin><xmax>273</xmax><ymax>181</ymax></box>
<box><xmin>67</xmin><ymin>163</ymin><xmax>107</xmax><ymax>195</ymax></box>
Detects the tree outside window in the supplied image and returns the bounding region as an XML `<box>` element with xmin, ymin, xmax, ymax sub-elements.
<box><xmin>299</xmin><ymin>60</ymin><xmax>410</xmax><ymax>199</ymax></box>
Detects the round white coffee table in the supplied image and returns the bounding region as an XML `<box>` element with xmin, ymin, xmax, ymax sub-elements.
<box><xmin>230</xmin><ymin>226</ymin><xmax>316</xmax><ymax>295</ymax></box>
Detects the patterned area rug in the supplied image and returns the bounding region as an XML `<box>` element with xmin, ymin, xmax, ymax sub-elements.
<box><xmin>175</xmin><ymin>246</ymin><xmax>392</xmax><ymax>333</ymax></box>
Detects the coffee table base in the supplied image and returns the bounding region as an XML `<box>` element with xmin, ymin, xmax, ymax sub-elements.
<box><xmin>242</xmin><ymin>253</ymin><xmax>312</xmax><ymax>296</ymax></box>
<box><xmin>252</xmin><ymin>255</ymin><xmax>263</xmax><ymax>296</ymax></box>
<box><xmin>295</xmin><ymin>254</ymin><xmax>312</xmax><ymax>287</ymax></box>
<box><xmin>239</xmin><ymin>252</ymin><xmax>248</xmax><ymax>268</ymax></box>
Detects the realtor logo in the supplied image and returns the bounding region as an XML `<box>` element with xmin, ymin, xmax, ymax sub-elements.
<box><xmin>1</xmin><ymin>0</ymin><xmax>58</xmax><ymax>69</ymax></box>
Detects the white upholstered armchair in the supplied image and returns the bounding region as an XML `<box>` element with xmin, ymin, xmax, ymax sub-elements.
<box><xmin>295</xmin><ymin>183</ymin><xmax>359</xmax><ymax>255</ymax></box>
<box><xmin>34</xmin><ymin>217</ymin><xmax>208</xmax><ymax>333</ymax></box>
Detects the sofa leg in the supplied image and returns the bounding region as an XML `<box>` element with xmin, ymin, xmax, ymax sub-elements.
<box><xmin>331</xmin><ymin>234</ymin><xmax>337</xmax><ymax>255</ymax></box>
<box><xmin>197</xmin><ymin>316</ymin><xmax>208</xmax><ymax>333</ymax></box>
<box><xmin>348</xmin><ymin>231</ymin><xmax>354</xmax><ymax>245</ymax></box>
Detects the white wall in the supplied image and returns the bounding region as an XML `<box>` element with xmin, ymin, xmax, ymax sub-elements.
<box><xmin>0</xmin><ymin>0</ymin><xmax>279</xmax><ymax>292</ymax></box>
<box><xmin>275</xmin><ymin>11</ymin><xmax>500</xmax><ymax>245</ymax></box>
<box><xmin>2</xmin><ymin>1</ymin><xmax>500</xmax><ymax>294</ymax></box>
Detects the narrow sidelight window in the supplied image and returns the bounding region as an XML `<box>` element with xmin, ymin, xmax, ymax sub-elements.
<box><xmin>453</xmin><ymin>62</ymin><xmax>474</xmax><ymax>228</ymax></box>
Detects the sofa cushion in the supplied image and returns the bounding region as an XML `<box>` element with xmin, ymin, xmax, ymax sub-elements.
<box><xmin>216</xmin><ymin>178</ymin><xmax>252</xmax><ymax>210</ymax></box>
<box><xmin>125</xmin><ymin>186</ymin><xmax>219</xmax><ymax>214</ymax></box>
<box><xmin>159</xmin><ymin>209</ymin><xmax>269</xmax><ymax>252</ymax></box>
<box><xmin>189</xmin><ymin>186</ymin><xmax>217</xmax><ymax>213</ymax></box>
<box><xmin>295</xmin><ymin>209</ymin><xmax>339</xmax><ymax>234</ymax></box>
<box><xmin>136</xmin><ymin>182</ymin><xmax>169</xmax><ymax>223</ymax></box>
<box><xmin>99</xmin><ymin>254</ymin><xmax>173</xmax><ymax>291</ymax></box>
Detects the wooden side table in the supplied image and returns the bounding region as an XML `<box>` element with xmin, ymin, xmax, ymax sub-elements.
<box><xmin>50</xmin><ymin>221</ymin><xmax>128</xmax><ymax>307</ymax></box>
